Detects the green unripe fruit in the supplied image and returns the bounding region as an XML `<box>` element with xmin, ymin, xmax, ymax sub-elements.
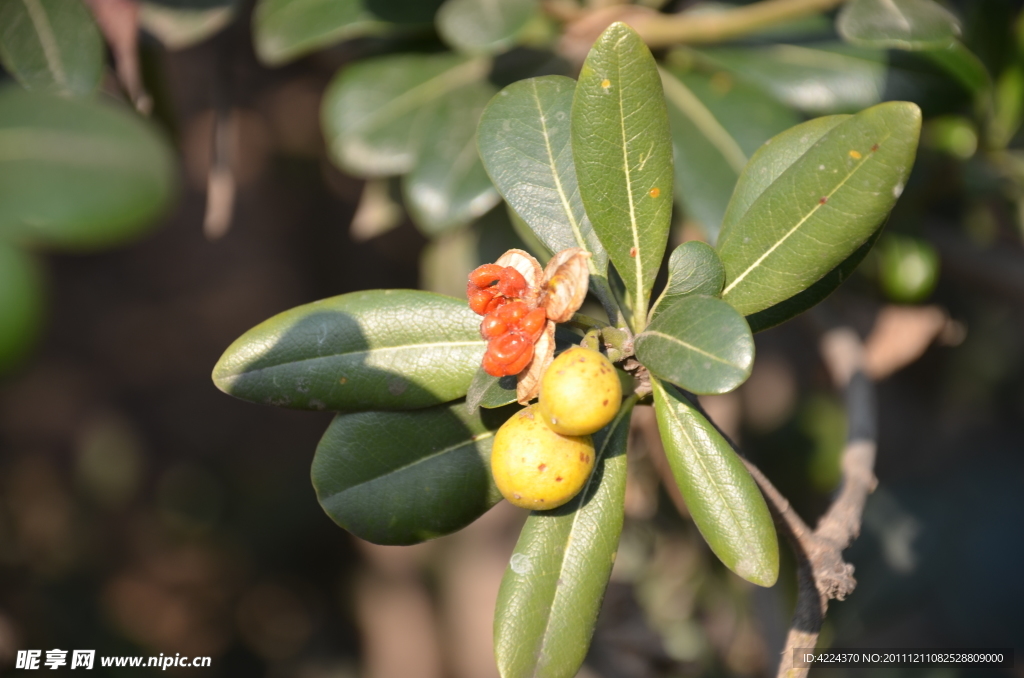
<box><xmin>878</xmin><ymin>233</ymin><xmax>939</xmax><ymax>304</ymax></box>
<box><xmin>490</xmin><ymin>405</ymin><xmax>595</xmax><ymax>510</ymax></box>
<box><xmin>538</xmin><ymin>346</ymin><xmax>622</xmax><ymax>435</ymax></box>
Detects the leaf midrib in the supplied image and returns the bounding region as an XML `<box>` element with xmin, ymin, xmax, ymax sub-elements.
<box><xmin>528</xmin><ymin>80</ymin><xmax>600</xmax><ymax>279</ymax></box>
<box><xmin>614</xmin><ymin>35</ymin><xmax>645</xmax><ymax>324</ymax></box>
<box><xmin>325</xmin><ymin>430</ymin><xmax>494</xmax><ymax>496</ymax></box>
<box><xmin>531</xmin><ymin>402</ymin><xmax>631</xmax><ymax>673</ymax></box>
<box><xmin>641</xmin><ymin>329</ymin><xmax>744</xmax><ymax>370</ymax></box>
<box><xmin>22</xmin><ymin>0</ymin><xmax>67</xmax><ymax>91</ymax></box>
<box><xmin>654</xmin><ymin>381</ymin><xmax>750</xmax><ymax>556</ymax></box>
<box><xmin>219</xmin><ymin>339</ymin><xmax>485</xmax><ymax>379</ymax></box>
<box><xmin>722</xmin><ymin>131</ymin><xmax>892</xmax><ymax>297</ymax></box>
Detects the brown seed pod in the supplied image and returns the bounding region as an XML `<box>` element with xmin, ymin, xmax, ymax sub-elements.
<box><xmin>540</xmin><ymin>248</ymin><xmax>591</xmax><ymax>323</ymax></box>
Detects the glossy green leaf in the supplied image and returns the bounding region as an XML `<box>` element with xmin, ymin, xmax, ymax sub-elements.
<box><xmin>403</xmin><ymin>81</ymin><xmax>499</xmax><ymax>236</ymax></box>
<box><xmin>0</xmin><ymin>242</ymin><xmax>44</xmax><ymax>374</ymax></box>
<box><xmin>695</xmin><ymin>43</ymin><xmax>888</xmax><ymax>115</ymax></box>
<box><xmin>321</xmin><ymin>53</ymin><xmax>489</xmax><ymax>177</ymax></box>
<box><xmin>923</xmin><ymin>41</ymin><xmax>990</xmax><ymax>99</ymax></box>
<box><xmin>651</xmin><ymin>380</ymin><xmax>777</xmax><ymax>586</ymax></box>
<box><xmin>649</xmin><ymin>241</ymin><xmax>724</xmax><ymax>321</ymax></box>
<box><xmin>720</xmin><ymin>115</ymin><xmax>848</xmax><ymax>238</ymax></box>
<box><xmin>837</xmin><ymin>0</ymin><xmax>960</xmax><ymax>51</ymax></box>
<box><xmin>312</xmin><ymin>401</ymin><xmax>509</xmax><ymax>545</ymax></box>
<box><xmin>252</xmin><ymin>0</ymin><xmax>384</xmax><ymax>66</ymax></box>
<box><xmin>746</xmin><ymin>226</ymin><xmax>882</xmax><ymax>333</ymax></box>
<box><xmin>477</xmin><ymin>76</ymin><xmax>612</xmax><ymax>309</ymax></box>
<box><xmin>466</xmin><ymin>368</ymin><xmax>518</xmax><ymax>411</ymax></box>
<box><xmin>0</xmin><ymin>87</ymin><xmax>176</xmax><ymax>249</ymax></box>
<box><xmin>717</xmin><ymin>101</ymin><xmax>921</xmax><ymax>316</ymax></box>
<box><xmin>636</xmin><ymin>295</ymin><xmax>753</xmax><ymax>395</ymax></box>
<box><xmin>437</xmin><ymin>0</ymin><xmax>537</xmax><ymax>55</ymax></box>
<box><xmin>661</xmin><ymin>66</ymin><xmax>798</xmax><ymax>241</ymax></box>
<box><xmin>572</xmin><ymin>22</ymin><xmax>673</xmax><ymax>330</ymax></box>
<box><xmin>0</xmin><ymin>0</ymin><xmax>104</xmax><ymax>97</ymax></box>
<box><xmin>212</xmin><ymin>290</ymin><xmax>486</xmax><ymax>411</ymax></box>
<box><xmin>494</xmin><ymin>399</ymin><xmax>634</xmax><ymax>678</ymax></box>
<box><xmin>139</xmin><ymin>1</ymin><xmax>237</xmax><ymax>51</ymax></box>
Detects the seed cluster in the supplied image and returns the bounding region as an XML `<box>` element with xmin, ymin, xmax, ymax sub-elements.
<box><xmin>467</xmin><ymin>264</ymin><xmax>548</xmax><ymax>377</ymax></box>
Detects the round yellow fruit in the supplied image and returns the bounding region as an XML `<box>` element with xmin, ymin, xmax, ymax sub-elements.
<box><xmin>490</xmin><ymin>405</ymin><xmax>595</xmax><ymax>510</ymax></box>
<box><xmin>538</xmin><ymin>346</ymin><xmax>622</xmax><ymax>435</ymax></box>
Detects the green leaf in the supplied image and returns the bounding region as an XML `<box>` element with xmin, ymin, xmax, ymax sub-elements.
<box><xmin>312</xmin><ymin>401</ymin><xmax>509</xmax><ymax>545</ymax></box>
<box><xmin>717</xmin><ymin>101</ymin><xmax>921</xmax><ymax>316</ymax></box>
<box><xmin>636</xmin><ymin>295</ymin><xmax>753</xmax><ymax>395</ymax></box>
<box><xmin>649</xmin><ymin>241</ymin><xmax>724</xmax><ymax>321</ymax></box>
<box><xmin>477</xmin><ymin>76</ymin><xmax>612</xmax><ymax>309</ymax></box>
<box><xmin>466</xmin><ymin>368</ymin><xmax>518</xmax><ymax>411</ymax></box>
<box><xmin>0</xmin><ymin>242</ymin><xmax>44</xmax><ymax>374</ymax></box>
<box><xmin>437</xmin><ymin>0</ymin><xmax>537</xmax><ymax>55</ymax></box>
<box><xmin>403</xmin><ymin>81</ymin><xmax>499</xmax><ymax>236</ymax></box>
<box><xmin>212</xmin><ymin>290</ymin><xmax>486</xmax><ymax>411</ymax></box>
<box><xmin>139</xmin><ymin>1</ymin><xmax>237</xmax><ymax>51</ymax></box>
<box><xmin>922</xmin><ymin>41</ymin><xmax>991</xmax><ymax>99</ymax></box>
<box><xmin>720</xmin><ymin>115</ymin><xmax>848</xmax><ymax>238</ymax></box>
<box><xmin>252</xmin><ymin>0</ymin><xmax>385</xmax><ymax>66</ymax></box>
<box><xmin>651</xmin><ymin>380</ymin><xmax>777</xmax><ymax>586</ymax></box>
<box><xmin>321</xmin><ymin>53</ymin><xmax>489</xmax><ymax>177</ymax></box>
<box><xmin>0</xmin><ymin>87</ymin><xmax>176</xmax><ymax>249</ymax></box>
<box><xmin>364</xmin><ymin>0</ymin><xmax>444</xmax><ymax>23</ymax></box>
<box><xmin>746</xmin><ymin>226</ymin><xmax>882</xmax><ymax>333</ymax></box>
<box><xmin>660</xmin><ymin>66</ymin><xmax>798</xmax><ymax>241</ymax></box>
<box><xmin>494</xmin><ymin>399</ymin><xmax>634</xmax><ymax>678</ymax></box>
<box><xmin>695</xmin><ymin>43</ymin><xmax>888</xmax><ymax>115</ymax></box>
<box><xmin>572</xmin><ymin>22</ymin><xmax>673</xmax><ymax>331</ymax></box>
<box><xmin>0</xmin><ymin>0</ymin><xmax>104</xmax><ymax>97</ymax></box>
<box><xmin>837</xmin><ymin>0</ymin><xmax>960</xmax><ymax>51</ymax></box>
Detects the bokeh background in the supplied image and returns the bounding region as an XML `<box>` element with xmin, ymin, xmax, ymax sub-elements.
<box><xmin>1</xmin><ymin>0</ymin><xmax>1023</xmax><ymax>676</ymax></box>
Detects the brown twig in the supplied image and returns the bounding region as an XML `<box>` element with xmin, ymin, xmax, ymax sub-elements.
<box><xmin>683</xmin><ymin>326</ymin><xmax>877</xmax><ymax>678</ymax></box>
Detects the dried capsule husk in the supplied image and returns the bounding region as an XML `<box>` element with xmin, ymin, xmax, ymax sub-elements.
<box><xmin>516</xmin><ymin>319</ymin><xmax>554</xmax><ymax>404</ymax></box>
<box><xmin>540</xmin><ymin>248</ymin><xmax>591</xmax><ymax>323</ymax></box>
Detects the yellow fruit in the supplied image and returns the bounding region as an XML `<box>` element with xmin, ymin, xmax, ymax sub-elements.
<box><xmin>490</xmin><ymin>405</ymin><xmax>595</xmax><ymax>510</ymax></box>
<box><xmin>538</xmin><ymin>346</ymin><xmax>622</xmax><ymax>435</ymax></box>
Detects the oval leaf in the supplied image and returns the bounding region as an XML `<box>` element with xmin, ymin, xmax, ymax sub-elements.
<box><xmin>0</xmin><ymin>87</ymin><xmax>176</xmax><ymax>249</ymax></box>
<box><xmin>494</xmin><ymin>399</ymin><xmax>634</xmax><ymax>678</ymax></box>
<box><xmin>402</xmin><ymin>81</ymin><xmax>499</xmax><ymax>236</ymax></box>
<box><xmin>661</xmin><ymin>65</ymin><xmax>798</xmax><ymax>241</ymax></box>
<box><xmin>746</xmin><ymin>225</ymin><xmax>883</xmax><ymax>333</ymax></box>
<box><xmin>212</xmin><ymin>290</ymin><xmax>486</xmax><ymax>411</ymax></box>
<box><xmin>253</xmin><ymin>0</ymin><xmax>385</xmax><ymax>66</ymax></box>
<box><xmin>0</xmin><ymin>0</ymin><xmax>104</xmax><ymax>97</ymax></box>
<box><xmin>466</xmin><ymin>368</ymin><xmax>518</xmax><ymax>411</ymax></box>
<box><xmin>720</xmin><ymin>114</ymin><xmax>849</xmax><ymax>240</ymax></box>
<box><xmin>572</xmin><ymin>22</ymin><xmax>673</xmax><ymax>330</ymax></box>
<box><xmin>477</xmin><ymin>76</ymin><xmax>612</xmax><ymax>307</ymax></box>
<box><xmin>648</xmin><ymin>241</ymin><xmax>725</xmax><ymax>322</ymax></box>
<box><xmin>312</xmin><ymin>401</ymin><xmax>509</xmax><ymax>545</ymax></box>
<box><xmin>837</xmin><ymin>0</ymin><xmax>960</xmax><ymax>51</ymax></box>
<box><xmin>652</xmin><ymin>380</ymin><xmax>778</xmax><ymax>586</ymax></box>
<box><xmin>695</xmin><ymin>43</ymin><xmax>888</xmax><ymax>115</ymax></box>
<box><xmin>636</xmin><ymin>295</ymin><xmax>753</xmax><ymax>395</ymax></box>
<box><xmin>0</xmin><ymin>242</ymin><xmax>45</xmax><ymax>374</ymax></box>
<box><xmin>321</xmin><ymin>53</ymin><xmax>489</xmax><ymax>177</ymax></box>
<box><xmin>436</xmin><ymin>0</ymin><xmax>537</xmax><ymax>55</ymax></box>
<box><xmin>717</xmin><ymin>101</ymin><xmax>922</xmax><ymax>316</ymax></box>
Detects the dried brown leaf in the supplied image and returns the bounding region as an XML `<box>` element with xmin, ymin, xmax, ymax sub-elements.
<box><xmin>540</xmin><ymin>247</ymin><xmax>591</xmax><ymax>323</ymax></box>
